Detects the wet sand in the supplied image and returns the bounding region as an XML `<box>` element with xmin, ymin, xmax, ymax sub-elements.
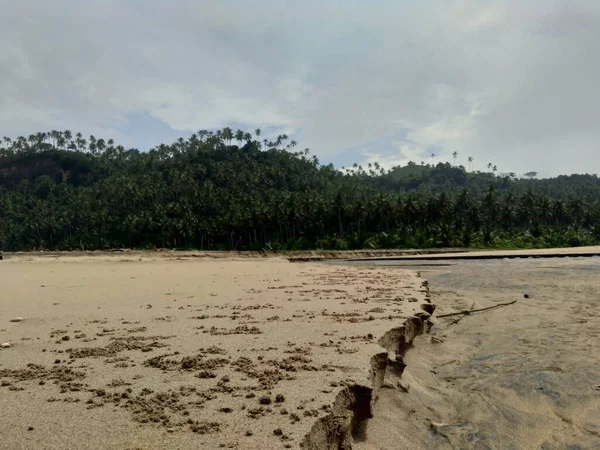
<box><xmin>0</xmin><ymin>255</ymin><xmax>432</xmax><ymax>449</ymax></box>
<box><xmin>345</xmin><ymin>246</ymin><xmax>600</xmax><ymax>262</ymax></box>
<box><xmin>354</xmin><ymin>257</ymin><xmax>600</xmax><ymax>449</ymax></box>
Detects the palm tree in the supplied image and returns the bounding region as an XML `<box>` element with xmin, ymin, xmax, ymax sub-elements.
<box><xmin>75</xmin><ymin>132</ymin><xmax>86</xmax><ymax>152</ymax></box>
<box><xmin>235</xmin><ymin>129</ymin><xmax>244</xmax><ymax>147</ymax></box>
<box><xmin>222</xmin><ymin>127</ymin><xmax>233</xmax><ymax>146</ymax></box>
<box><xmin>567</xmin><ymin>197</ymin><xmax>586</xmax><ymax>227</ymax></box>
<box><xmin>468</xmin><ymin>157</ymin><xmax>474</xmax><ymax>172</ymax></box>
<box><xmin>430</xmin><ymin>153</ymin><xmax>436</xmax><ymax>165</ymax></box>
<box><xmin>487</xmin><ymin>163</ymin><xmax>493</xmax><ymax>172</ymax></box>
<box><xmin>50</xmin><ymin>130</ymin><xmax>60</xmax><ymax>147</ymax></box>
<box><xmin>96</xmin><ymin>138</ymin><xmax>106</xmax><ymax>153</ymax></box>
<box><xmin>452</xmin><ymin>151</ymin><xmax>458</xmax><ymax>166</ymax></box>
<box><xmin>89</xmin><ymin>135</ymin><xmax>97</xmax><ymax>155</ymax></box>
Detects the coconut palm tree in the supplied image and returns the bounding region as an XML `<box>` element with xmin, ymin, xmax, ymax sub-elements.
<box><xmin>235</xmin><ymin>129</ymin><xmax>244</xmax><ymax>147</ymax></box>
<box><xmin>222</xmin><ymin>127</ymin><xmax>233</xmax><ymax>146</ymax></box>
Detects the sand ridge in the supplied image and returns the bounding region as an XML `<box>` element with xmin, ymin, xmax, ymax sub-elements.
<box><xmin>0</xmin><ymin>257</ymin><xmax>432</xmax><ymax>449</ymax></box>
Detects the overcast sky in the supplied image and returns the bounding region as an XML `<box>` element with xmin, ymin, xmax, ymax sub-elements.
<box><xmin>1</xmin><ymin>1</ymin><xmax>599</xmax><ymax>176</ymax></box>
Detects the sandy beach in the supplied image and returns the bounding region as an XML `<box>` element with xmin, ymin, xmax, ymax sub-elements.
<box><xmin>3</xmin><ymin>251</ymin><xmax>599</xmax><ymax>449</ymax></box>
<box><xmin>0</xmin><ymin>255</ymin><xmax>432</xmax><ymax>449</ymax></box>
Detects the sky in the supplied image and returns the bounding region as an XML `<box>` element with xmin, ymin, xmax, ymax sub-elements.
<box><xmin>1</xmin><ymin>0</ymin><xmax>599</xmax><ymax>177</ymax></box>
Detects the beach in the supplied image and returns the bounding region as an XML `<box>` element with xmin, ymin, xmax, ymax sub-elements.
<box><xmin>353</xmin><ymin>256</ymin><xmax>600</xmax><ymax>449</ymax></box>
<box><xmin>0</xmin><ymin>254</ymin><xmax>432</xmax><ymax>449</ymax></box>
<box><xmin>2</xmin><ymin>251</ymin><xmax>599</xmax><ymax>449</ymax></box>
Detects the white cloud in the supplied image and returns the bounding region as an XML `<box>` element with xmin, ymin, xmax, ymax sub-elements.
<box><xmin>1</xmin><ymin>0</ymin><xmax>599</xmax><ymax>175</ymax></box>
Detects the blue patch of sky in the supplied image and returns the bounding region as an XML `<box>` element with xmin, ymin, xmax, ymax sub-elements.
<box><xmin>325</xmin><ymin>131</ymin><xmax>409</xmax><ymax>168</ymax></box>
<box><xmin>426</xmin><ymin>145</ymin><xmax>444</xmax><ymax>161</ymax></box>
<box><xmin>109</xmin><ymin>115</ymin><xmax>448</xmax><ymax>169</ymax></box>
<box><xmin>110</xmin><ymin>115</ymin><xmax>300</xmax><ymax>151</ymax></box>
<box><xmin>109</xmin><ymin>113</ymin><xmax>189</xmax><ymax>150</ymax></box>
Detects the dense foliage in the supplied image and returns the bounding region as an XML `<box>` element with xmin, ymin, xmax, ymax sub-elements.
<box><xmin>1</xmin><ymin>129</ymin><xmax>599</xmax><ymax>251</ymax></box>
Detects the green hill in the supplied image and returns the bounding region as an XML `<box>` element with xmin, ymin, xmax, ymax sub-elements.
<box><xmin>1</xmin><ymin>129</ymin><xmax>599</xmax><ymax>251</ymax></box>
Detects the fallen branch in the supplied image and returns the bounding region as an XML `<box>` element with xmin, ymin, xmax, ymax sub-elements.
<box><xmin>438</xmin><ymin>300</ymin><xmax>517</xmax><ymax>318</ymax></box>
<box><xmin>449</xmin><ymin>301</ymin><xmax>475</xmax><ymax>325</ymax></box>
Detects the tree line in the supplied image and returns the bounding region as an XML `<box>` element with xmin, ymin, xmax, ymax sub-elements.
<box><xmin>1</xmin><ymin>129</ymin><xmax>599</xmax><ymax>251</ymax></box>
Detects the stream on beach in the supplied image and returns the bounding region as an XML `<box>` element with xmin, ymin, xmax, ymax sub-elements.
<box><xmin>349</xmin><ymin>257</ymin><xmax>600</xmax><ymax>450</ymax></box>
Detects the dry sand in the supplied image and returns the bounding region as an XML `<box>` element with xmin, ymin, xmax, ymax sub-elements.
<box><xmin>0</xmin><ymin>255</ymin><xmax>433</xmax><ymax>449</ymax></box>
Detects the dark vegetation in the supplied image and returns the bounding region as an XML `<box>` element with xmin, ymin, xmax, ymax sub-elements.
<box><xmin>1</xmin><ymin>129</ymin><xmax>599</xmax><ymax>251</ymax></box>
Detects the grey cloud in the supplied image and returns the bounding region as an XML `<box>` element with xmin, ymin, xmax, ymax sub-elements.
<box><xmin>1</xmin><ymin>1</ymin><xmax>599</xmax><ymax>175</ymax></box>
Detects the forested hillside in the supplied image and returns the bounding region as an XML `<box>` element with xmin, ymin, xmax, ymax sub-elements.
<box><xmin>1</xmin><ymin>129</ymin><xmax>599</xmax><ymax>251</ymax></box>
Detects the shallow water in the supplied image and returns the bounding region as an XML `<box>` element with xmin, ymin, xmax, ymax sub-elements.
<box><xmin>354</xmin><ymin>258</ymin><xmax>600</xmax><ymax>450</ymax></box>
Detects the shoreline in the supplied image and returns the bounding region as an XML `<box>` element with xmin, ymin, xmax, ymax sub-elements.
<box><xmin>342</xmin><ymin>246</ymin><xmax>600</xmax><ymax>262</ymax></box>
<box><xmin>0</xmin><ymin>248</ymin><xmax>466</xmax><ymax>262</ymax></box>
<box><xmin>3</xmin><ymin>245</ymin><xmax>600</xmax><ymax>264</ymax></box>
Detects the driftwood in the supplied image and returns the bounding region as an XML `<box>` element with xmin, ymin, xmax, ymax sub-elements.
<box><xmin>449</xmin><ymin>301</ymin><xmax>475</xmax><ymax>325</ymax></box>
<box><xmin>438</xmin><ymin>300</ymin><xmax>517</xmax><ymax>318</ymax></box>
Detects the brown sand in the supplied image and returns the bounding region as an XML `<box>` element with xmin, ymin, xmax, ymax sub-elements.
<box><xmin>0</xmin><ymin>255</ymin><xmax>432</xmax><ymax>449</ymax></box>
